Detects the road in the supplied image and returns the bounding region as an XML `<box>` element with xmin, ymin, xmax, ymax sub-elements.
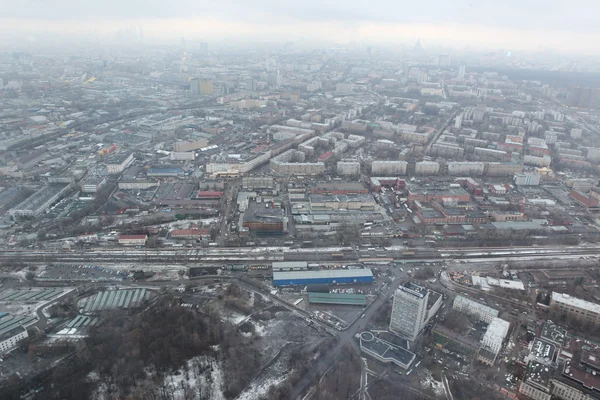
<box><xmin>425</xmin><ymin>110</ymin><xmax>460</xmax><ymax>155</ymax></box>
<box><xmin>287</xmin><ymin>276</ymin><xmax>406</xmax><ymax>400</ymax></box>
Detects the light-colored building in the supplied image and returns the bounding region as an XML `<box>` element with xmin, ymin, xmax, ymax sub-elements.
<box><xmin>10</xmin><ymin>184</ymin><xmax>71</xmax><ymax>219</ymax></box>
<box><xmin>389</xmin><ymin>282</ymin><xmax>429</xmax><ymax>341</ymax></box>
<box><xmin>107</xmin><ymin>153</ymin><xmax>134</xmax><ymax>175</ymax></box>
<box><xmin>118</xmin><ymin>235</ymin><xmax>148</xmax><ymax>246</ymax></box>
<box><xmin>448</xmin><ymin>162</ymin><xmax>485</xmax><ymax>176</ymax></box>
<box><xmin>479</xmin><ymin>317</ymin><xmax>510</xmax><ymax>363</ymax></box>
<box><xmin>571</xmin><ymin>128</ymin><xmax>583</xmax><ymax>139</ymax></box>
<box><xmin>0</xmin><ymin>325</ymin><xmax>28</xmax><ymax>353</ymax></box>
<box><xmin>118</xmin><ymin>180</ymin><xmax>159</xmax><ymax>190</ymax></box>
<box><xmin>242</xmin><ymin>176</ymin><xmax>274</xmax><ymax>189</ymax></box>
<box><xmin>514</xmin><ymin>172</ymin><xmax>541</xmax><ymax>186</ymax></box>
<box><xmin>524</xmin><ymin>155</ymin><xmax>552</xmax><ymax>167</ymax></box>
<box><xmin>415</xmin><ymin>161</ymin><xmax>440</xmax><ymax>176</ymax></box>
<box><xmin>337</xmin><ymin>161</ymin><xmax>361</xmax><ymax>176</ymax></box>
<box><xmin>200</xmin><ymin>80</ymin><xmax>213</xmax><ymax>95</ymax></box>
<box><xmin>80</xmin><ymin>176</ymin><xmax>107</xmax><ymax>193</ymax></box>
<box><xmin>518</xmin><ymin>361</ymin><xmax>553</xmax><ymax>400</ymax></box>
<box><xmin>550</xmin><ymin>292</ymin><xmax>600</xmax><ymax>328</ymax></box>
<box><xmin>170</xmin><ymin>152</ymin><xmax>195</xmax><ymax>161</ymax></box>
<box><xmin>371</xmin><ymin>161</ymin><xmax>407</xmax><ymax>175</ymax></box>
<box><xmin>453</xmin><ymin>295</ymin><xmax>499</xmax><ymax>323</ymax></box>
<box><xmin>174</xmin><ymin>140</ymin><xmax>209</xmax><ymax>152</ymax></box>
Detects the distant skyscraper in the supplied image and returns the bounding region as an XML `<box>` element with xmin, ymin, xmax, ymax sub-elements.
<box><xmin>414</xmin><ymin>38</ymin><xmax>423</xmax><ymax>52</ymax></box>
<box><xmin>437</xmin><ymin>54</ymin><xmax>450</xmax><ymax>67</ymax></box>
<box><xmin>389</xmin><ymin>282</ymin><xmax>429</xmax><ymax>341</ymax></box>
<box><xmin>567</xmin><ymin>87</ymin><xmax>600</xmax><ymax>109</ymax></box>
<box><xmin>198</xmin><ymin>42</ymin><xmax>208</xmax><ymax>56</ymax></box>
<box><xmin>189</xmin><ymin>78</ymin><xmax>200</xmax><ymax>96</ymax></box>
<box><xmin>458</xmin><ymin>65</ymin><xmax>466</xmax><ymax>80</ymax></box>
<box><xmin>199</xmin><ymin>80</ymin><xmax>213</xmax><ymax>95</ymax></box>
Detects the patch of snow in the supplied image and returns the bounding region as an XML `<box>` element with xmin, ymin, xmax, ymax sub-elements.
<box><xmin>236</xmin><ymin>375</ymin><xmax>288</xmax><ymax>400</ymax></box>
<box><xmin>162</xmin><ymin>356</ymin><xmax>225</xmax><ymax>400</ymax></box>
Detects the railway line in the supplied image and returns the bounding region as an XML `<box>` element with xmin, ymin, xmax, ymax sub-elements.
<box><xmin>1</xmin><ymin>244</ymin><xmax>599</xmax><ymax>264</ymax></box>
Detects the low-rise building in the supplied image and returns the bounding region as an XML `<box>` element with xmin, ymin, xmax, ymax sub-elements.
<box><xmin>550</xmin><ymin>292</ymin><xmax>600</xmax><ymax>328</ymax></box>
<box><xmin>0</xmin><ymin>324</ymin><xmax>28</xmax><ymax>353</ymax></box>
<box><xmin>118</xmin><ymin>234</ymin><xmax>148</xmax><ymax>246</ymax></box>
<box><xmin>358</xmin><ymin>331</ymin><xmax>416</xmax><ymax>370</ymax></box>
<box><xmin>107</xmin><ymin>153</ymin><xmax>134</xmax><ymax>175</ymax></box>
<box><xmin>453</xmin><ymin>295</ymin><xmax>499</xmax><ymax>323</ymax></box>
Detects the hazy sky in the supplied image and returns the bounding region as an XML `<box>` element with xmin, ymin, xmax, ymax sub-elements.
<box><xmin>1</xmin><ymin>0</ymin><xmax>599</xmax><ymax>53</ymax></box>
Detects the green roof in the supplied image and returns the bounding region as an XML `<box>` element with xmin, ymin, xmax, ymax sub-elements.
<box><xmin>307</xmin><ymin>292</ymin><xmax>366</xmax><ymax>305</ymax></box>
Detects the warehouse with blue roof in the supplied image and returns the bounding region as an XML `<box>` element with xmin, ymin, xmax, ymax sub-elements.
<box><xmin>273</xmin><ymin>269</ymin><xmax>374</xmax><ymax>286</ymax></box>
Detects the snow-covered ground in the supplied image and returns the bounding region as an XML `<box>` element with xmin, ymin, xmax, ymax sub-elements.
<box><xmin>162</xmin><ymin>356</ymin><xmax>225</xmax><ymax>400</ymax></box>
<box><xmin>420</xmin><ymin>370</ymin><xmax>445</xmax><ymax>397</ymax></box>
<box><xmin>90</xmin><ymin>356</ymin><xmax>226</xmax><ymax>400</ymax></box>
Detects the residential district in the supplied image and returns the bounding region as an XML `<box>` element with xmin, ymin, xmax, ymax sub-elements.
<box><xmin>2</xmin><ymin>43</ymin><xmax>600</xmax><ymax>400</ymax></box>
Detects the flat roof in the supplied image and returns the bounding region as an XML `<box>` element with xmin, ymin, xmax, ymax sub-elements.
<box><xmin>273</xmin><ymin>269</ymin><xmax>374</xmax><ymax>280</ymax></box>
<box><xmin>308</xmin><ymin>292</ymin><xmax>367</xmax><ymax>305</ymax></box>
<box><xmin>552</xmin><ymin>292</ymin><xmax>600</xmax><ymax>315</ymax></box>
<box><xmin>483</xmin><ymin>318</ymin><xmax>510</xmax><ymax>343</ymax></box>
<box><xmin>359</xmin><ymin>331</ymin><xmax>416</xmax><ymax>368</ymax></box>
<box><xmin>272</xmin><ymin>261</ymin><xmax>308</xmax><ymax>269</ymax></box>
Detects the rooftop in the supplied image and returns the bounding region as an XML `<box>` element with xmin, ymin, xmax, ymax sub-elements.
<box><xmin>524</xmin><ymin>361</ymin><xmax>553</xmax><ymax>388</ymax></box>
<box><xmin>359</xmin><ymin>331</ymin><xmax>416</xmax><ymax>368</ymax></box>
<box><xmin>273</xmin><ymin>269</ymin><xmax>374</xmax><ymax>281</ymax></box>
<box><xmin>307</xmin><ymin>292</ymin><xmax>367</xmax><ymax>305</ymax></box>
<box><xmin>552</xmin><ymin>292</ymin><xmax>600</xmax><ymax>315</ymax></box>
<box><xmin>541</xmin><ymin>321</ymin><xmax>567</xmax><ymax>346</ymax></box>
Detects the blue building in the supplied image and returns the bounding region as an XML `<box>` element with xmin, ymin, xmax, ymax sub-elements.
<box><xmin>273</xmin><ymin>269</ymin><xmax>374</xmax><ymax>287</ymax></box>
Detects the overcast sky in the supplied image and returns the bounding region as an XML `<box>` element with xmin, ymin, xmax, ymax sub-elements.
<box><xmin>1</xmin><ymin>0</ymin><xmax>599</xmax><ymax>53</ymax></box>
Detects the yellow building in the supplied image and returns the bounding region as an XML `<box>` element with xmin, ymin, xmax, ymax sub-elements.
<box><xmin>200</xmin><ymin>80</ymin><xmax>213</xmax><ymax>95</ymax></box>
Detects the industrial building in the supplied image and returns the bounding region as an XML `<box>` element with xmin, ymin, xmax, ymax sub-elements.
<box><xmin>118</xmin><ymin>180</ymin><xmax>159</xmax><ymax>190</ymax></box>
<box><xmin>80</xmin><ymin>176</ymin><xmax>107</xmax><ymax>194</ymax></box>
<box><xmin>118</xmin><ymin>235</ymin><xmax>148</xmax><ymax>246</ymax></box>
<box><xmin>309</xmin><ymin>194</ymin><xmax>376</xmax><ymax>211</ymax></box>
<box><xmin>271</xmin><ymin>261</ymin><xmax>308</xmax><ymax>271</ymax></box>
<box><xmin>174</xmin><ymin>140</ymin><xmax>209</xmax><ymax>152</ymax></box>
<box><xmin>170</xmin><ymin>152</ymin><xmax>196</xmax><ymax>161</ymax></box>
<box><xmin>242</xmin><ymin>202</ymin><xmax>285</xmax><ymax>234</ymax></box>
<box><xmin>453</xmin><ymin>295</ymin><xmax>499</xmax><ymax>323</ymax></box>
<box><xmin>9</xmin><ymin>183</ymin><xmax>71</xmax><ymax>219</ymax></box>
<box><xmin>272</xmin><ymin>269</ymin><xmax>374</xmax><ymax>286</ymax></box>
<box><xmin>106</xmin><ymin>153</ymin><xmax>134</xmax><ymax>175</ymax></box>
<box><xmin>307</xmin><ymin>292</ymin><xmax>367</xmax><ymax>306</ymax></box>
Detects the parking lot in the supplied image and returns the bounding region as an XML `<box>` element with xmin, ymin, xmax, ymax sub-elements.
<box><xmin>37</xmin><ymin>265</ymin><xmax>130</xmax><ymax>282</ymax></box>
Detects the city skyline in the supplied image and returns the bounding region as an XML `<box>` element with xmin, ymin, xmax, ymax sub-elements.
<box><xmin>1</xmin><ymin>0</ymin><xmax>600</xmax><ymax>55</ymax></box>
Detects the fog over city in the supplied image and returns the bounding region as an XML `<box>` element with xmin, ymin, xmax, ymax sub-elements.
<box><xmin>1</xmin><ymin>0</ymin><xmax>600</xmax><ymax>53</ymax></box>
<box><xmin>3</xmin><ymin>1</ymin><xmax>600</xmax><ymax>400</ymax></box>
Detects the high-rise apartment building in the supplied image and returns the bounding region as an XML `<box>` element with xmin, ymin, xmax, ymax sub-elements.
<box><xmin>389</xmin><ymin>282</ymin><xmax>429</xmax><ymax>341</ymax></box>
